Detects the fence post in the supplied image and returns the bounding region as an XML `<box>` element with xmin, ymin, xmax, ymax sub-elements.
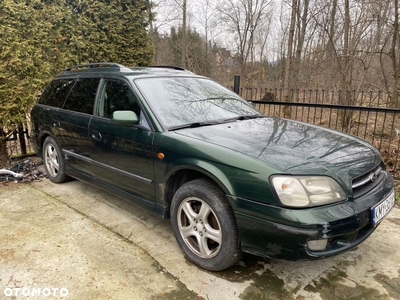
<box><xmin>233</xmin><ymin>75</ymin><xmax>240</xmax><ymax>95</ymax></box>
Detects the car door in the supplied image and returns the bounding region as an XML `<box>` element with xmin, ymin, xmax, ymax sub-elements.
<box><xmin>87</xmin><ymin>78</ymin><xmax>156</xmax><ymax>201</ymax></box>
<box><xmin>56</xmin><ymin>78</ymin><xmax>100</xmax><ymax>175</ymax></box>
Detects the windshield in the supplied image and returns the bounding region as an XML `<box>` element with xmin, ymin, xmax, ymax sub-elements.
<box><xmin>134</xmin><ymin>77</ymin><xmax>262</xmax><ymax>129</ymax></box>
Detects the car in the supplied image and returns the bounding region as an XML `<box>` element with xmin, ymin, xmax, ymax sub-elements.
<box><xmin>30</xmin><ymin>63</ymin><xmax>396</xmax><ymax>271</ymax></box>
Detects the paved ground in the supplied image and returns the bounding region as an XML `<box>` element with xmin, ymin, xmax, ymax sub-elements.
<box><xmin>0</xmin><ymin>177</ymin><xmax>399</xmax><ymax>300</ymax></box>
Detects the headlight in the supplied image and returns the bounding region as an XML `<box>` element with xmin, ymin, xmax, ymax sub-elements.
<box><xmin>271</xmin><ymin>176</ymin><xmax>347</xmax><ymax>208</ymax></box>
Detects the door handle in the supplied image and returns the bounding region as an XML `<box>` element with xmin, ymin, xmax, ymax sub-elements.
<box><xmin>90</xmin><ymin>131</ymin><xmax>102</xmax><ymax>141</ymax></box>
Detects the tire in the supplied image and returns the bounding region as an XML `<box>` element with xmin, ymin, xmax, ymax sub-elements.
<box><xmin>42</xmin><ymin>136</ymin><xmax>69</xmax><ymax>183</ymax></box>
<box><xmin>170</xmin><ymin>178</ymin><xmax>242</xmax><ymax>271</ymax></box>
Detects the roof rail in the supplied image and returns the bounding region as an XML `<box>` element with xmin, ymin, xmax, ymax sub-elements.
<box><xmin>148</xmin><ymin>66</ymin><xmax>189</xmax><ymax>71</ymax></box>
<box><xmin>64</xmin><ymin>62</ymin><xmax>125</xmax><ymax>72</ymax></box>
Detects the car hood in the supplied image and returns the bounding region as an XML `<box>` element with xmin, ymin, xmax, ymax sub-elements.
<box><xmin>174</xmin><ymin>117</ymin><xmax>380</xmax><ymax>187</ymax></box>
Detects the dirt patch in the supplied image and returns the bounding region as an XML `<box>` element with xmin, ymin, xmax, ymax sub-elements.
<box><xmin>303</xmin><ymin>268</ymin><xmax>387</xmax><ymax>300</ymax></box>
<box><xmin>374</xmin><ymin>270</ymin><xmax>400</xmax><ymax>300</ymax></box>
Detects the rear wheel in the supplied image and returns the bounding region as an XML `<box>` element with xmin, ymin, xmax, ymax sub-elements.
<box><xmin>170</xmin><ymin>178</ymin><xmax>242</xmax><ymax>271</ymax></box>
<box><xmin>42</xmin><ymin>136</ymin><xmax>69</xmax><ymax>183</ymax></box>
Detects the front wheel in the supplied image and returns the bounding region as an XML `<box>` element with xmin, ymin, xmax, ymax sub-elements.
<box><xmin>170</xmin><ymin>178</ymin><xmax>242</xmax><ymax>271</ymax></box>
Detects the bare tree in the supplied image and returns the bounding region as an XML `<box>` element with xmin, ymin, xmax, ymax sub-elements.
<box><xmin>191</xmin><ymin>0</ymin><xmax>222</xmax><ymax>52</ymax></box>
<box><xmin>151</xmin><ymin>0</ymin><xmax>399</xmax><ymax>100</ymax></box>
<box><xmin>151</xmin><ymin>0</ymin><xmax>190</xmax><ymax>67</ymax></box>
<box><xmin>283</xmin><ymin>0</ymin><xmax>298</xmax><ymax>103</ymax></box>
<box><xmin>181</xmin><ymin>0</ymin><xmax>187</xmax><ymax>67</ymax></box>
<box><xmin>293</xmin><ymin>0</ymin><xmax>309</xmax><ymax>82</ymax></box>
<box><xmin>390</xmin><ymin>0</ymin><xmax>400</xmax><ymax>107</ymax></box>
<box><xmin>219</xmin><ymin>0</ymin><xmax>273</xmax><ymax>77</ymax></box>
<box><xmin>151</xmin><ymin>0</ymin><xmax>183</xmax><ymax>34</ymax></box>
<box><xmin>150</xmin><ymin>0</ymin><xmax>182</xmax><ymax>64</ymax></box>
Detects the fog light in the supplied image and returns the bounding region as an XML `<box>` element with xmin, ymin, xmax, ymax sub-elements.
<box><xmin>308</xmin><ymin>239</ymin><xmax>328</xmax><ymax>251</ymax></box>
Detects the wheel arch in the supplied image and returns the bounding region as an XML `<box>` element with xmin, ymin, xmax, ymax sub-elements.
<box><xmin>37</xmin><ymin>131</ymin><xmax>54</xmax><ymax>159</ymax></box>
<box><xmin>164</xmin><ymin>162</ymin><xmax>235</xmax><ymax>213</ymax></box>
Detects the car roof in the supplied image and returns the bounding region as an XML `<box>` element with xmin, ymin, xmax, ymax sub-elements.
<box><xmin>55</xmin><ymin>62</ymin><xmax>196</xmax><ymax>79</ymax></box>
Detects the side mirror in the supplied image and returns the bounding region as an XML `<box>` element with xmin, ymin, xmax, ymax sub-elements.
<box><xmin>112</xmin><ymin>110</ymin><xmax>139</xmax><ymax>127</ymax></box>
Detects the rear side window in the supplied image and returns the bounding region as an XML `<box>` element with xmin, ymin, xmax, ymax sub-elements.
<box><xmin>63</xmin><ymin>78</ymin><xmax>100</xmax><ymax>114</ymax></box>
<box><xmin>39</xmin><ymin>79</ymin><xmax>75</xmax><ymax>108</ymax></box>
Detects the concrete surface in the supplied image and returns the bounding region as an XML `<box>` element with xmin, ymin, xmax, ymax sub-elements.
<box><xmin>1</xmin><ymin>178</ymin><xmax>399</xmax><ymax>300</ymax></box>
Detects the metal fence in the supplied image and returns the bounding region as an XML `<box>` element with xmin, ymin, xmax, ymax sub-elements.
<box><xmin>6</xmin><ymin>123</ymin><xmax>34</xmax><ymax>159</ymax></box>
<box><xmin>237</xmin><ymin>87</ymin><xmax>400</xmax><ymax>179</ymax></box>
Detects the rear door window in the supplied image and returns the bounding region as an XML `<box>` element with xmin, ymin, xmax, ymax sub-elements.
<box><xmin>39</xmin><ymin>79</ymin><xmax>75</xmax><ymax>108</ymax></box>
<box><xmin>63</xmin><ymin>78</ymin><xmax>100</xmax><ymax>114</ymax></box>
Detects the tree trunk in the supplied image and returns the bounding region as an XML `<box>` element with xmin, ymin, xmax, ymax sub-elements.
<box><xmin>18</xmin><ymin>123</ymin><xmax>27</xmax><ymax>155</ymax></box>
<box><xmin>390</xmin><ymin>0</ymin><xmax>400</xmax><ymax>108</ymax></box>
<box><xmin>294</xmin><ymin>0</ymin><xmax>309</xmax><ymax>87</ymax></box>
<box><xmin>283</xmin><ymin>0</ymin><xmax>298</xmax><ymax>117</ymax></box>
<box><xmin>327</xmin><ymin>0</ymin><xmax>337</xmax><ymax>58</ymax></box>
<box><xmin>339</xmin><ymin>0</ymin><xmax>353</xmax><ymax>131</ymax></box>
<box><xmin>0</xmin><ymin>128</ymin><xmax>10</xmax><ymax>168</ymax></box>
<box><xmin>341</xmin><ymin>0</ymin><xmax>350</xmax><ymax>94</ymax></box>
<box><xmin>148</xmin><ymin>3</ymin><xmax>157</xmax><ymax>65</ymax></box>
<box><xmin>181</xmin><ymin>0</ymin><xmax>187</xmax><ymax>68</ymax></box>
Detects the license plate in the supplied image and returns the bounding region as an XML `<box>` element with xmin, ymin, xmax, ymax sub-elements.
<box><xmin>371</xmin><ymin>189</ymin><xmax>396</xmax><ymax>227</ymax></box>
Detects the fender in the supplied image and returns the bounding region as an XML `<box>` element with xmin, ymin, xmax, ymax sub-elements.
<box><xmin>164</xmin><ymin>157</ymin><xmax>236</xmax><ymax>195</ymax></box>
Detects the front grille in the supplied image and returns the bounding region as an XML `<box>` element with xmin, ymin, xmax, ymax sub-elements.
<box><xmin>352</xmin><ymin>164</ymin><xmax>385</xmax><ymax>199</ymax></box>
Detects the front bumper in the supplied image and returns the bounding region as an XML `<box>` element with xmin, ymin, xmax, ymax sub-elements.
<box><xmin>228</xmin><ymin>171</ymin><xmax>395</xmax><ymax>260</ymax></box>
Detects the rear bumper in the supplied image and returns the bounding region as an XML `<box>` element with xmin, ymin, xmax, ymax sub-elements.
<box><xmin>228</xmin><ymin>171</ymin><xmax>395</xmax><ymax>260</ymax></box>
<box><xmin>30</xmin><ymin>133</ymin><xmax>41</xmax><ymax>157</ymax></box>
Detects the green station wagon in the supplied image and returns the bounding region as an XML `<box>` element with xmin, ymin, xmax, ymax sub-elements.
<box><xmin>31</xmin><ymin>63</ymin><xmax>396</xmax><ymax>271</ymax></box>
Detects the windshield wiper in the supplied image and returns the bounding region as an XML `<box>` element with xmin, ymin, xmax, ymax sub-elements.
<box><xmin>237</xmin><ymin>115</ymin><xmax>265</xmax><ymax>120</ymax></box>
<box><xmin>222</xmin><ymin>114</ymin><xmax>266</xmax><ymax>123</ymax></box>
<box><xmin>168</xmin><ymin>115</ymin><xmax>265</xmax><ymax>131</ymax></box>
<box><xmin>195</xmin><ymin>96</ymin><xmax>240</xmax><ymax>102</ymax></box>
<box><xmin>168</xmin><ymin>121</ymin><xmax>220</xmax><ymax>131</ymax></box>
